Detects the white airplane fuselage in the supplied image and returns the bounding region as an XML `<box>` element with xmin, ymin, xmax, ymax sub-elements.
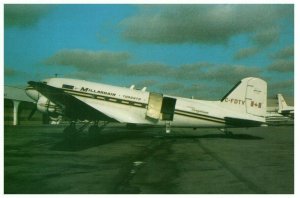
<box><xmin>26</xmin><ymin>77</ymin><xmax>267</xmax><ymax>129</ymax></box>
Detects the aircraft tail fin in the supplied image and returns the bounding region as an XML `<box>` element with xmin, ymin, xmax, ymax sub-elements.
<box><xmin>277</xmin><ymin>93</ymin><xmax>288</xmax><ymax>113</ymax></box>
<box><xmin>220</xmin><ymin>77</ymin><xmax>267</xmax><ymax>120</ymax></box>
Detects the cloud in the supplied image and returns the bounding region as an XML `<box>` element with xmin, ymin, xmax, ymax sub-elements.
<box><xmin>233</xmin><ymin>27</ymin><xmax>281</xmax><ymax>60</ymax></box>
<box><xmin>135</xmin><ymin>79</ymin><xmax>158</xmax><ymax>89</ymax></box>
<box><xmin>42</xmin><ymin>49</ymin><xmax>270</xmax><ymax>100</ymax></box>
<box><xmin>269</xmin><ymin>79</ymin><xmax>293</xmax><ymax>89</ymax></box>
<box><xmin>174</xmin><ymin>62</ymin><xmax>213</xmax><ymax>79</ymax></box>
<box><xmin>123</xmin><ymin>62</ymin><xmax>172</xmax><ymax>76</ymax></box>
<box><xmin>268</xmin><ymin>79</ymin><xmax>294</xmax><ymax>97</ymax></box>
<box><xmin>4</xmin><ymin>66</ymin><xmax>34</xmax><ymax>86</ymax></box>
<box><xmin>158</xmin><ymin>82</ymin><xmax>185</xmax><ymax>92</ymax></box>
<box><xmin>152</xmin><ymin>81</ymin><xmax>211</xmax><ymax>99</ymax></box>
<box><xmin>43</xmin><ymin>49</ymin><xmax>176</xmax><ymax>77</ymax></box>
<box><xmin>180</xmin><ymin>84</ymin><xmax>208</xmax><ymax>98</ymax></box>
<box><xmin>43</xmin><ymin>49</ymin><xmax>131</xmax><ymax>73</ymax></box>
<box><xmin>270</xmin><ymin>46</ymin><xmax>294</xmax><ymax>59</ymax></box>
<box><xmin>234</xmin><ymin>47</ymin><xmax>260</xmax><ymax>60</ymax></box>
<box><xmin>125</xmin><ymin>61</ymin><xmax>261</xmax><ymax>84</ymax></box>
<box><xmin>251</xmin><ymin>27</ymin><xmax>280</xmax><ymax>47</ymax></box>
<box><xmin>202</xmin><ymin>65</ymin><xmax>262</xmax><ymax>83</ymax></box>
<box><xmin>120</xmin><ymin>5</ymin><xmax>293</xmax><ymax>44</ymax></box>
<box><xmin>64</xmin><ymin>71</ymin><xmax>102</xmax><ymax>81</ymax></box>
<box><xmin>158</xmin><ymin>83</ymin><xmax>229</xmax><ymax>100</ymax></box>
<box><xmin>4</xmin><ymin>4</ymin><xmax>55</xmax><ymax>28</ymax></box>
<box><xmin>267</xmin><ymin>60</ymin><xmax>294</xmax><ymax>72</ymax></box>
<box><xmin>43</xmin><ymin>49</ymin><xmax>263</xmax><ymax>92</ymax></box>
<box><xmin>4</xmin><ymin>67</ymin><xmax>18</xmax><ymax>77</ymax></box>
<box><xmin>4</xmin><ymin>66</ymin><xmax>31</xmax><ymax>78</ymax></box>
<box><xmin>43</xmin><ymin>49</ymin><xmax>178</xmax><ymax>79</ymax></box>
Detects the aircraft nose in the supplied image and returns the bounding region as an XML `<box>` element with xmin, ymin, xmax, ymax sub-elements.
<box><xmin>25</xmin><ymin>82</ymin><xmax>40</xmax><ymax>101</ymax></box>
<box><xmin>28</xmin><ymin>81</ymin><xmax>37</xmax><ymax>86</ymax></box>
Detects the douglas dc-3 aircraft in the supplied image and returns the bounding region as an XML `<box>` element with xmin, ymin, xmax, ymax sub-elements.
<box><xmin>277</xmin><ymin>93</ymin><xmax>294</xmax><ymax>118</ymax></box>
<box><xmin>25</xmin><ymin>77</ymin><xmax>267</xmax><ymax>136</ymax></box>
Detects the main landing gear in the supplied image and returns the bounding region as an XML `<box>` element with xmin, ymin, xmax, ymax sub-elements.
<box><xmin>88</xmin><ymin>121</ymin><xmax>101</xmax><ymax>138</ymax></box>
<box><xmin>63</xmin><ymin>121</ymin><xmax>79</xmax><ymax>139</ymax></box>
<box><xmin>63</xmin><ymin>121</ymin><xmax>108</xmax><ymax>139</ymax></box>
<box><xmin>165</xmin><ymin>121</ymin><xmax>171</xmax><ymax>134</ymax></box>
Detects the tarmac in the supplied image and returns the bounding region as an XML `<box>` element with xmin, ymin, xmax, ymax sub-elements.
<box><xmin>4</xmin><ymin>124</ymin><xmax>294</xmax><ymax>194</ymax></box>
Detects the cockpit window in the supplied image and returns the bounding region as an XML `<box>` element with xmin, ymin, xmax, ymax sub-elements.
<box><xmin>62</xmin><ymin>84</ymin><xmax>74</xmax><ymax>89</ymax></box>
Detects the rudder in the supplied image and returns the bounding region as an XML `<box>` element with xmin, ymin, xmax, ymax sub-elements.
<box><xmin>245</xmin><ymin>78</ymin><xmax>267</xmax><ymax>117</ymax></box>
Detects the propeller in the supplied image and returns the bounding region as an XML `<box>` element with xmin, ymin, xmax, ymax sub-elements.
<box><xmin>28</xmin><ymin>107</ymin><xmax>37</xmax><ymax>120</ymax></box>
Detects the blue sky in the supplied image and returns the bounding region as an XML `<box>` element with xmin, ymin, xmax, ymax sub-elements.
<box><xmin>4</xmin><ymin>4</ymin><xmax>294</xmax><ymax>100</ymax></box>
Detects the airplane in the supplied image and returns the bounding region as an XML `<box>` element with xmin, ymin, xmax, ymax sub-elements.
<box><xmin>25</xmin><ymin>77</ymin><xmax>267</xmax><ymax>137</ymax></box>
<box><xmin>277</xmin><ymin>93</ymin><xmax>294</xmax><ymax>118</ymax></box>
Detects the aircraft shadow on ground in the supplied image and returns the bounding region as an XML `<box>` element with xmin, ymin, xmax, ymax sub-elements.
<box><xmin>50</xmin><ymin>130</ymin><xmax>144</xmax><ymax>152</ymax></box>
<box><xmin>50</xmin><ymin>130</ymin><xmax>263</xmax><ymax>152</ymax></box>
<box><xmin>168</xmin><ymin>133</ymin><xmax>264</xmax><ymax>140</ymax></box>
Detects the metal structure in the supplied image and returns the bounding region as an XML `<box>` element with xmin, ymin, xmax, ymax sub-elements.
<box><xmin>4</xmin><ymin>86</ymin><xmax>34</xmax><ymax>125</ymax></box>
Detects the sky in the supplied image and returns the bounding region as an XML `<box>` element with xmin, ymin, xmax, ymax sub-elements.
<box><xmin>4</xmin><ymin>4</ymin><xmax>294</xmax><ymax>100</ymax></box>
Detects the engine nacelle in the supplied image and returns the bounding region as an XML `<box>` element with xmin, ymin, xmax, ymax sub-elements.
<box><xmin>37</xmin><ymin>96</ymin><xmax>63</xmax><ymax>116</ymax></box>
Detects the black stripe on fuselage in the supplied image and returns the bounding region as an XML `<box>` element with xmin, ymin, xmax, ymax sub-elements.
<box><xmin>175</xmin><ymin>110</ymin><xmax>225</xmax><ymax>124</ymax></box>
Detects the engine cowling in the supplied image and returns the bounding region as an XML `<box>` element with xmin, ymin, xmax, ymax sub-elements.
<box><xmin>37</xmin><ymin>96</ymin><xmax>63</xmax><ymax>116</ymax></box>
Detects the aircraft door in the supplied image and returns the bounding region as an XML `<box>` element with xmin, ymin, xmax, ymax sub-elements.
<box><xmin>161</xmin><ymin>97</ymin><xmax>177</xmax><ymax>121</ymax></box>
<box><xmin>146</xmin><ymin>92</ymin><xmax>163</xmax><ymax>120</ymax></box>
<box><xmin>146</xmin><ymin>93</ymin><xmax>177</xmax><ymax>121</ymax></box>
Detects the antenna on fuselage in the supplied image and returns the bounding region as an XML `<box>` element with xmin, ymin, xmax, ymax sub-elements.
<box><xmin>54</xmin><ymin>73</ymin><xmax>63</xmax><ymax>78</ymax></box>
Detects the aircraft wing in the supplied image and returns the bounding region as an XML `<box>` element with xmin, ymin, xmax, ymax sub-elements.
<box><xmin>28</xmin><ymin>81</ymin><xmax>115</xmax><ymax>121</ymax></box>
<box><xmin>73</xmin><ymin>96</ymin><xmax>152</xmax><ymax>124</ymax></box>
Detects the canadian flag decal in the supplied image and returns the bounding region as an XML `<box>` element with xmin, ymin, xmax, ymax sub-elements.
<box><xmin>251</xmin><ymin>101</ymin><xmax>262</xmax><ymax>108</ymax></box>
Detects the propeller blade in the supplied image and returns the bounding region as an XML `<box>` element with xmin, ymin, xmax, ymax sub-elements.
<box><xmin>28</xmin><ymin>107</ymin><xmax>37</xmax><ymax>120</ymax></box>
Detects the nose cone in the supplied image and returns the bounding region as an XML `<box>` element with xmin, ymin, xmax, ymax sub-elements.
<box><xmin>25</xmin><ymin>83</ymin><xmax>40</xmax><ymax>101</ymax></box>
